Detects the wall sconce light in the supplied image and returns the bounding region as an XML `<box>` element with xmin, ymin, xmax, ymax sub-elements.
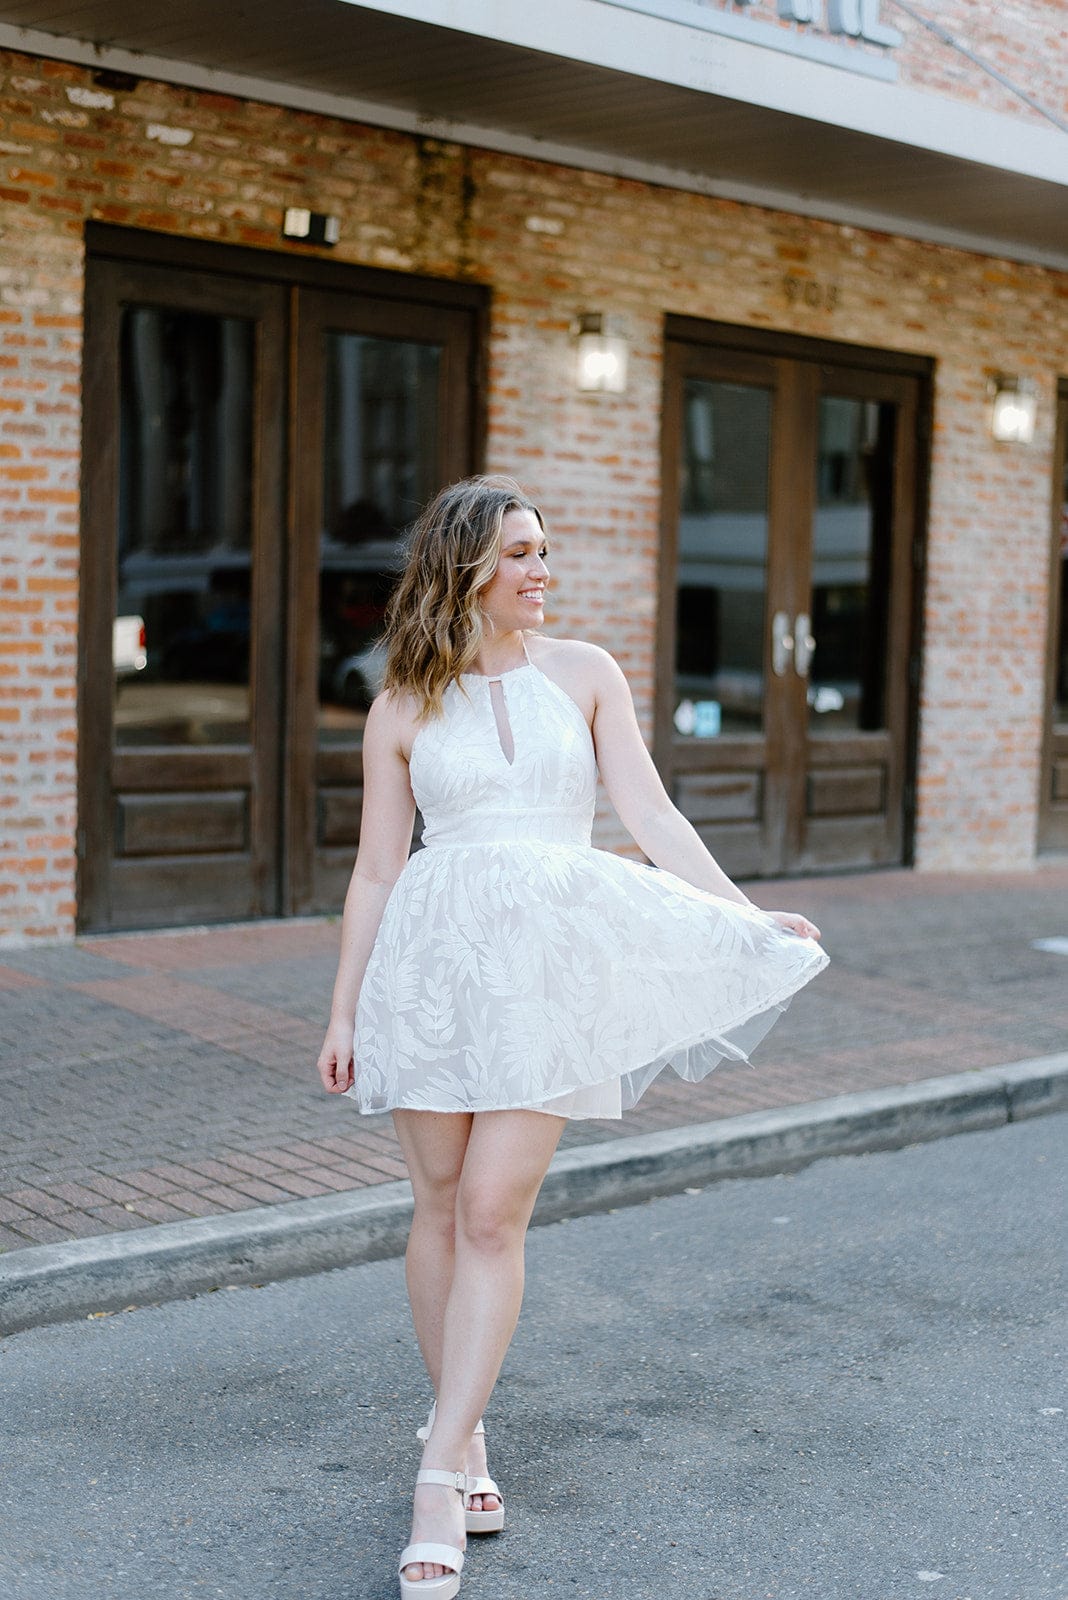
<box><xmin>282</xmin><ymin>208</ymin><xmax>340</xmax><ymax>247</ymax></box>
<box><xmin>988</xmin><ymin>374</ymin><xmax>1038</xmax><ymax>444</ymax></box>
<box><xmin>573</xmin><ymin>313</ymin><xmax>628</xmax><ymax>394</ymax></box>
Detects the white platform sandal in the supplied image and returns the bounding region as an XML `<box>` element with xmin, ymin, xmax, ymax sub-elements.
<box><xmin>417</xmin><ymin>1401</ymin><xmax>505</xmax><ymax>1534</ymax></box>
<box><xmin>398</xmin><ymin>1468</ymin><xmax>468</xmax><ymax>1600</ymax></box>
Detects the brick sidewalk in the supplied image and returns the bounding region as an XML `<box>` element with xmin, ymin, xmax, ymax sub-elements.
<box><xmin>2</xmin><ymin>865</ymin><xmax>1067</xmax><ymax>1254</ymax></box>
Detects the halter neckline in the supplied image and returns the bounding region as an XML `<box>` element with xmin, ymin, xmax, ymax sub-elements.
<box><xmin>460</xmin><ymin>634</ymin><xmax>534</xmax><ymax>682</ymax></box>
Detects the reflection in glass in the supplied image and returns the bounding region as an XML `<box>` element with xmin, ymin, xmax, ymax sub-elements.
<box><xmin>809</xmin><ymin>396</ymin><xmax>895</xmax><ymax>732</ymax></box>
<box><xmin>1056</xmin><ymin>444</ymin><xmax>1068</xmax><ymax>724</ymax></box>
<box><xmin>675</xmin><ymin>380</ymin><xmax>771</xmax><ymax>737</ymax></box>
<box><xmin>318</xmin><ymin>335</ymin><xmax>441</xmax><ymax>744</ymax></box>
<box><xmin>114</xmin><ymin>306</ymin><xmax>254</xmax><ymax>746</ymax></box>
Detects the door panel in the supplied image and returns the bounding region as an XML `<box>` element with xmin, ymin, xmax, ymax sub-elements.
<box><xmin>659</xmin><ymin>328</ymin><xmax>925</xmax><ymax>878</ymax></box>
<box><xmin>80</xmin><ymin>259</ymin><xmax>285</xmax><ymax>931</ymax></box>
<box><xmin>1039</xmin><ymin>384</ymin><xmax>1068</xmax><ymax>851</ymax></box>
<box><xmin>289</xmin><ymin>290</ymin><xmax>479</xmax><ymax>914</ymax></box>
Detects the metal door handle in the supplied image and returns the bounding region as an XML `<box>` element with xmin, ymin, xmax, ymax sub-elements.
<box><xmin>772</xmin><ymin>610</ymin><xmax>794</xmax><ymax>676</ymax></box>
<box><xmin>794</xmin><ymin>612</ymin><xmax>816</xmax><ymax>677</ymax></box>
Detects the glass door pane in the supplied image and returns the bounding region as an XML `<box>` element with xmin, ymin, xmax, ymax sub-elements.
<box><xmin>809</xmin><ymin>395</ymin><xmax>896</xmax><ymax>732</ymax></box>
<box><xmin>317</xmin><ymin>334</ymin><xmax>442</xmax><ymax>745</ymax></box>
<box><xmin>1055</xmin><ymin>437</ymin><xmax>1068</xmax><ymax>725</ymax></box>
<box><xmin>289</xmin><ymin>286</ymin><xmax>481</xmax><ymax>915</ymax></box>
<box><xmin>115</xmin><ymin>306</ymin><xmax>255</xmax><ymax>747</ymax></box>
<box><xmin>1040</xmin><ymin>390</ymin><xmax>1068</xmax><ymax>852</ymax></box>
<box><xmin>674</xmin><ymin>379</ymin><xmax>772</xmax><ymax>740</ymax></box>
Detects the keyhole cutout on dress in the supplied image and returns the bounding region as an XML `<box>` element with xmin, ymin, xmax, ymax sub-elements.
<box><xmin>488</xmin><ymin>678</ymin><xmax>515</xmax><ymax>766</ymax></box>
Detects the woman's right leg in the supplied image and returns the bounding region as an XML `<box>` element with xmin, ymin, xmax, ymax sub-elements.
<box><xmin>393</xmin><ymin>1109</ymin><xmax>474</xmax><ymax>1391</ymax></box>
<box><xmin>392</xmin><ymin>1109</ymin><xmax>500</xmax><ymax>1521</ymax></box>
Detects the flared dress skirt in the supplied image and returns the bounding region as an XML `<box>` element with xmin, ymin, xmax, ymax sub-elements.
<box><xmin>344</xmin><ymin>654</ymin><xmax>829</xmax><ymax>1121</ymax></box>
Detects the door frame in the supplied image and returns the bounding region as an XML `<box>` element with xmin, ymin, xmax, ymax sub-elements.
<box><xmin>1038</xmin><ymin>379</ymin><xmax>1068</xmax><ymax>853</ymax></box>
<box><xmin>656</xmin><ymin>315</ymin><xmax>933</xmax><ymax>877</ymax></box>
<box><xmin>78</xmin><ymin>224</ymin><xmax>489</xmax><ymax>932</ymax></box>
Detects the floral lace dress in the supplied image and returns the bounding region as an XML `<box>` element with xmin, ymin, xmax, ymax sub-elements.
<box><xmin>344</xmin><ymin>653</ymin><xmax>829</xmax><ymax>1121</ymax></box>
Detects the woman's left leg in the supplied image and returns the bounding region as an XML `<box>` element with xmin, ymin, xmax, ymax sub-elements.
<box><xmin>435</xmin><ymin>1109</ymin><xmax>566</xmax><ymax>1450</ymax></box>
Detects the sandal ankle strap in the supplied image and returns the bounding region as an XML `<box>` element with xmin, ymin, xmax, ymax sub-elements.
<box><xmin>415</xmin><ymin>1467</ymin><xmax>469</xmax><ymax>1493</ymax></box>
<box><xmin>417</xmin><ymin>1400</ymin><xmax>486</xmax><ymax>1442</ymax></box>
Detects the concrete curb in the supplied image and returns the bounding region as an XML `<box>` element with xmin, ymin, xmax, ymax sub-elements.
<box><xmin>2</xmin><ymin>1052</ymin><xmax>1066</xmax><ymax>1336</ymax></box>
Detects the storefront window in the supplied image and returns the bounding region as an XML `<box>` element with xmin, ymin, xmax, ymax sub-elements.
<box><xmin>809</xmin><ymin>396</ymin><xmax>895</xmax><ymax>732</ymax></box>
<box><xmin>317</xmin><ymin>334</ymin><xmax>441</xmax><ymax>743</ymax></box>
<box><xmin>675</xmin><ymin>379</ymin><xmax>771</xmax><ymax>737</ymax></box>
<box><xmin>114</xmin><ymin>306</ymin><xmax>255</xmax><ymax>746</ymax></box>
<box><xmin>1056</xmin><ymin>444</ymin><xmax>1068</xmax><ymax>725</ymax></box>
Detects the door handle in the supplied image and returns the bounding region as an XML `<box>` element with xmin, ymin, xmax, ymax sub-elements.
<box><xmin>794</xmin><ymin>612</ymin><xmax>816</xmax><ymax>677</ymax></box>
<box><xmin>771</xmin><ymin>610</ymin><xmax>794</xmax><ymax>676</ymax></box>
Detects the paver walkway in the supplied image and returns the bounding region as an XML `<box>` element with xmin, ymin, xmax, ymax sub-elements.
<box><xmin>1</xmin><ymin>864</ymin><xmax>1066</xmax><ymax>1253</ymax></box>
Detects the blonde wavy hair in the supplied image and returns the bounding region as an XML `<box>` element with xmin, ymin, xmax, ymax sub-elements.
<box><xmin>381</xmin><ymin>474</ymin><xmax>546</xmax><ymax>719</ymax></box>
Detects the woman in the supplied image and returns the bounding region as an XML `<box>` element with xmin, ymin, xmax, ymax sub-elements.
<box><xmin>316</xmin><ymin>475</ymin><xmax>829</xmax><ymax>1598</ymax></box>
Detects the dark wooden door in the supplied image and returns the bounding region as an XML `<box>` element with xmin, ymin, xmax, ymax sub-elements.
<box><xmin>80</xmin><ymin>258</ymin><xmax>286</xmax><ymax>930</ymax></box>
<box><xmin>1038</xmin><ymin>382</ymin><xmax>1068</xmax><ymax>852</ymax></box>
<box><xmin>288</xmin><ymin>289</ymin><xmax>480</xmax><ymax>913</ymax></box>
<box><xmin>79</xmin><ymin>236</ymin><xmax>483</xmax><ymax>933</ymax></box>
<box><xmin>657</xmin><ymin>323</ymin><xmax>928</xmax><ymax>878</ymax></box>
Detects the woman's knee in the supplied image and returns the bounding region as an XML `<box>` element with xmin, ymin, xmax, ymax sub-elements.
<box><xmin>411</xmin><ymin>1171</ymin><xmax>461</xmax><ymax>1242</ymax></box>
<box><xmin>455</xmin><ymin>1183</ymin><xmax>528</xmax><ymax>1256</ymax></box>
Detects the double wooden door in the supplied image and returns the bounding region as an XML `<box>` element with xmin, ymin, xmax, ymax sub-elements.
<box><xmin>657</xmin><ymin>320</ymin><xmax>930</xmax><ymax>878</ymax></box>
<box><xmin>79</xmin><ymin>232</ymin><xmax>483</xmax><ymax>932</ymax></box>
<box><xmin>1039</xmin><ymin>380</ymin><xmax>1068</xmax><ymax>852</ymax></box>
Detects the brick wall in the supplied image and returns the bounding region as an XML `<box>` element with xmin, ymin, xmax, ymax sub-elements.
<box><xmin>722</xmin><ymin>0</ymin><xmax>1067</xmax><ymax>127</ymax></box>
<box><xmin>890</xmin><ymin>0</ymin><xmax>1068</xmax><ymax>123</ymax></box>
<box><xmin>0</xmin><ymin>45</ymin><xmax>1066</xmax><ymax>941</ymax></box>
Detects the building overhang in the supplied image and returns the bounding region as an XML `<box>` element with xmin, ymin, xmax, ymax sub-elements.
<box><xmin>1</xmin><ymin>0</ymin><xmax>1065</xmax><ymax>269</ymax></box>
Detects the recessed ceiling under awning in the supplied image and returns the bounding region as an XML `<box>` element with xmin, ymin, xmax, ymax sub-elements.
<box><xmin>0</xmin><ymin>0</ymin><xmax>1065</xmax><ymax>267</ymax></box>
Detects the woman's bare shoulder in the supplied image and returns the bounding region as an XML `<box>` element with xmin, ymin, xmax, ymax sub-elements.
<box><xmin>528</xmin><ymin>634</ymin><xmax>621</xmax><ymax>677</ymax></box>
<box><xmin>365</xmin><ymin>686</ymin><xmax>424</xmax><ymax>760</ymax></box>
<box><xmin>526</xmin><ymin>635</ymin><xmax>627</xmax><ymax>718</ymax></box>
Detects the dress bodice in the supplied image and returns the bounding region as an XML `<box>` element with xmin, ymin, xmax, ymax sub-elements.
<box><xmin>409</xmin><ymin>662</ymin><xmax>597</xmax><ymax>848</ymax></box>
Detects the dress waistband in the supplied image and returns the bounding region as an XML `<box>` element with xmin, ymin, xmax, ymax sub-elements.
<box><xmin>421</xmin><ymin>804</ymin><xmax>594</xmax><ymax>850</ymax></box>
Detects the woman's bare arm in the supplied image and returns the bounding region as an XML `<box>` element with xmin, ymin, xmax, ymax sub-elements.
<box><xmin>587</xmin><ymin>646</ymin><xmax>821</xmax><ymax>938</ymax></box>
<box><xmin>317</xmin><ymin>693</ymin><xmax>418</xmax><ymax>1092</ymax></box>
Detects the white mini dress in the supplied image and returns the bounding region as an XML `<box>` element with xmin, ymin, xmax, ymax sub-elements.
<box><xmin>344</xmin><ymin>647</ymin><xmax>829</xmax><ymax>1121</ymax></box>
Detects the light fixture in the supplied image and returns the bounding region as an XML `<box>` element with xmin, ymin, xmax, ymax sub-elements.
<box><xmin>989</xmin><ymin>374</ymin><xmax>1038</xmax><ymax>444</ymax></box>
<box><xmin>282</xmin><ymin>208</ymin><xmax>340</xmax><ymax>247</ymax></box>
<box><xmin>573</xmin><ymin>313</ymin><xmax>628</xmax><ymax>395</ymax></box>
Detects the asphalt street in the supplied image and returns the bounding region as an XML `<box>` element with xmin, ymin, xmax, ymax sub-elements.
<box><xmin>1</xmin><ymin>1114</ymin><xmax>1064</xmax><ymax>1600</ymax></box>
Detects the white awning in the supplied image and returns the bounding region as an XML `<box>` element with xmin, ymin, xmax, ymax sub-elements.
<box><xmin>1</xmin><ymin>0</ymin><xmax>1065</xmax><ymax>266</ymax></box>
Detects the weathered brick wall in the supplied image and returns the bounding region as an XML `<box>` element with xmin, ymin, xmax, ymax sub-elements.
<box><xmin>890</xmin><ymin>0</ymin><xmax>1068</xmax><ymax>122</ymax></box>
<box><xmin>0</xmin><ymin>45</ymin><xmax>1065</xmax><ymax>940</ymax></box>
<box><xmin>728</xmin><ymin>0</ymin><xmax>1067</xmax><ymax>126</ymax></box>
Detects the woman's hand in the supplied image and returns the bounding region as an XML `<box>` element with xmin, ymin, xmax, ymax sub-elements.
<box><xmin>317</xmin><ymin>1019</ymin><xmax>355</xmax><ymax>1093</ymax></box>
<box><xmin>764</xmin><ymin>910</ymin><xmax>822</xmax><ymax>941</ymax></box>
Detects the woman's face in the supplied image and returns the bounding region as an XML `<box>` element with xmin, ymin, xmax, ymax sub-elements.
<box><xmin>478</xmin><ymin>508</ymin><xmax>550</xmax><ymax>634</ymax></box>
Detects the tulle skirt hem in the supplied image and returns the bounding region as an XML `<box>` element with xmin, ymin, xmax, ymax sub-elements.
<box><xmin>347</xmin><ymin>973</ymin><xmax>804</xmax><ymax>1122</ymax></box>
